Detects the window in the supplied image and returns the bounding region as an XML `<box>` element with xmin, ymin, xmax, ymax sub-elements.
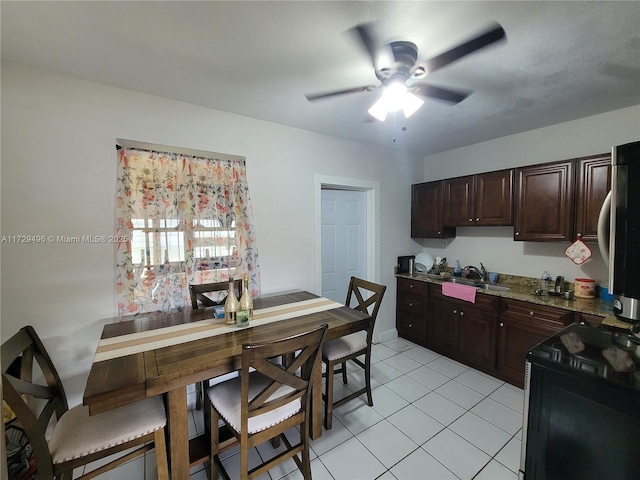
<box><xmin>115</xmin><ymin>141</ymin><xmax>260</xmax><ymax>316</ymax></box>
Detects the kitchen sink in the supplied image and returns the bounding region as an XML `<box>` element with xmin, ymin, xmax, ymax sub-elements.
<box><xmin>441</xmin><ymin>277</ymin><xmax>510</xmax><ymax>292</ymax></box>
<box><xmin>482</xmin><ymin>284</ymin><xmax>510</xmax><ymax>292</ymax></box>
<box><xmin>441</xmin><ymin>277</ymin><xmax>482</xmax><ymax>286</ymax></box>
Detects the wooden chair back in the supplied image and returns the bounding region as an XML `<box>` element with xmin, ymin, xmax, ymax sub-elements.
<box><xmin>189</xmin><ymin>279</ymin><xmax>241</xmax><ymax>309</ymax></box>
<box><xmin>241</xmin><ymin>324</ymin><xmax>327</xmax><ymax>434</ymax></box>
<box><xmin>345</xmin><ymin>276</ymin><xmax>387</xmax><ymax>335</ymax></box>
<box><xmin>2</xmin><ymin>325</ymin><xmax>69</xmax><ymax>478</ymax></box>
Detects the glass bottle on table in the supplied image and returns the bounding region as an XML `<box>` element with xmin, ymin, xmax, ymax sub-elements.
<box><xmin>238</xmin><ymin>273</ymin><xmax>252</xmax><ymax>327</ymax></box>
<box><xmin>224</xmin><ymin>280</ymin><xmax>239</xmax><ymax>325</ymax></box>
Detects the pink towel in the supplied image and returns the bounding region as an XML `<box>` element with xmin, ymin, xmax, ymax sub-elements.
<box><xmin>441</xmin><ymin>282</ymin><xmax>477</xmax><ymax>303</ymax></box>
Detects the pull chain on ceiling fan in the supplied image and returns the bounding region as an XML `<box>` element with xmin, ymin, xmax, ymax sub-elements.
<box><xmin>305</xmin><ymin>22</ymin><xmax>507</xmax><ymax>121</ymax></box>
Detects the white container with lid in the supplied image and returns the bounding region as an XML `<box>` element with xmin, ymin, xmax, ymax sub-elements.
<box><xmin>574</xmin><ymin>278</ymin><xmax>596</xmax><ymax>298</ymax></box>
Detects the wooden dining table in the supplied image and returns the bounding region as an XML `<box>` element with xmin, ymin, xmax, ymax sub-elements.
<box><xmin>83</xmin><ymin>290</ymin><xmax>372</xmax><ymax>480</ymax></box>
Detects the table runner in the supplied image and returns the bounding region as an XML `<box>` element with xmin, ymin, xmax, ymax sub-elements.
<box><xmin>94</xmin><ymin>297</ymin><xmax>343</xmax><ymax>362</ymax></box>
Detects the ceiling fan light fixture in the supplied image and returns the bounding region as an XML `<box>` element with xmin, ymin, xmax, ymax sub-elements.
<box><xmin>402</xmin><ymin>92</ymin><xmax>424</xmax><ymax>118</ymax></box>
<box><xmin>368</xmin><ymin>83</ymin><xmax>424</xmax><ymax>121</ymax></box>
<box><xmin>368</xmin><ymin>97</ymin><xmax>388</xmax><ymax>121</ymax></box>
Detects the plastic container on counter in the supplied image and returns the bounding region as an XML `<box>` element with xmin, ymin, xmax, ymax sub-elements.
<box><xmin>574</xmin><ymin>278</ymin><xmax>596</xmax><ymax>298</ymax></box>
<box><xmin>600</xmin><ymin>285</ymin><xmax>614</xmax><ymax>302</ymax></box>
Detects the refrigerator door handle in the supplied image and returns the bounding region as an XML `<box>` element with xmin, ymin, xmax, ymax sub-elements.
<box><xmin>597</xmin><ymin>190</ymin><xmax>611</xmax><ymax>267</ymax></box>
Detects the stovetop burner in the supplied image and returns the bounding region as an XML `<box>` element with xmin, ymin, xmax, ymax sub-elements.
<box><xmin>530</xmin><ymin>324</ymin><xmax>640</xmax><ymax>390</ymax></box>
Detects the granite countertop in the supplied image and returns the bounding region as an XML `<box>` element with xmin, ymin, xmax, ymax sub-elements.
<box><xmin>396</xmin><ymin>272</ymin><xmax>614</xmax><ymax>318</ymax></box>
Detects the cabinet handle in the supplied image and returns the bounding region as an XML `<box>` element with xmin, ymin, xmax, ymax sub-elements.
<box><xmin>460</xmin><ymin>311</ymin><xmax>465</xmax><ymax>316</ymax></box>
<box><xmin>500</xmin><ymin>322</ymin><xmax>504</xmax><ymax>327</ymax></box>
<box><xmin>409</xmin><ymin>302</ymin><xmax>414</xmax><ymax>307</ymax></box>
<box><xmin>515</xmin><ymin>232</ymin><xmax>520</xmax><ymax>236</ymax></box>
<box><xmin>469</xmin><ymin>218</ymin><xmax>473</xmax><ymax>222</ymax></box>
<box><xmin>529</xmin><ymin>311</ymin><xmax>534</xmax><ymax>316</ymax></box>
<box><xmin>476</xmin><ymin>218</ymin><xmax>479</xmax><ymax>222</ymax></box>
<box><xmin>408</xmin><ymin>324</ymin><xmax>413</xmax><ymax>328</ymax></box>
<box><xmin>453</xmin><ymin>309</ymin><xmax>458</xmax><ymax>314</ymax></box>
<box><xmin>409</xmin><ymin>284</ymin><xmax>414</xmax><ymax>289</ymax></box>
<box><xmin>437</xmin><ymin>231</ymin><xmax>441</xmax><ymax>235</ymax></box>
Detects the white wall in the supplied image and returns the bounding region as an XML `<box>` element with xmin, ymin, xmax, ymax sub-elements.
<box><xmin>418</xmin><ymin>105</ymin><xmax>640</xmax><ymax>285</ymax></box>
<box><xmin>1</xmin><ymin>63</ymin><xmax>423</xmax><ymax>404</ymax></box>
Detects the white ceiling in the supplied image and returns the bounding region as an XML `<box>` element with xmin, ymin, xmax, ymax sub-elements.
<box><xmin>2</xmin><ymin>1</ymin><xmax>639</xmax><ymax>156</ymax></box>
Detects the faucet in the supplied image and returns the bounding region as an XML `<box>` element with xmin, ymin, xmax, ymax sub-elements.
<box><xmin>464</xmin><ymin>263</ymin><xmax>487</xmax><ymax>282</ymax></box>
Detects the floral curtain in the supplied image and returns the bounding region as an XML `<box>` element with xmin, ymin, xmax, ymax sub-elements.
<box><xmin>115</xmin><ymin>146</ymin><xmax>261</xmax><ymax>316</ymax></box>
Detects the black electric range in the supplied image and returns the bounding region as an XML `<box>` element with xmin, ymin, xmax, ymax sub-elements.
<box><xmin>520</xmin><ymin>324</ymin><xmax>640</xmax><ymax>480</ymax></box>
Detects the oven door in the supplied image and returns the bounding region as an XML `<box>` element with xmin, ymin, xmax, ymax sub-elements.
<box><xmin>522</xmin><ymin>360</ymin><xmax>640</xmax><ymax>480</ymax></box>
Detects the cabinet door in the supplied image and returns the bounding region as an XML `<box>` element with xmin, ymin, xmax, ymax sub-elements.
<box><xmin>514</xmin><ymin>160</ymin><xmax>575</xmax><ymax>241</ymax></box>
<box><xmin>411</xmin><ymin>181</ymin><xmax>455</xmax><ymax>238</ymax></box>
<box><xmin>496</xmin><ymin>317</ymin><xmax>563</xmax><ymax>388</ymax></box>
<box><xmin>443</xmin><ymin>176</ymin><xmax>474</xmax><ymax>226</ymax></box>
<box><xmin>458</xmin><ymin>308</ymin><xmax>497</xmax><ymax>371</ymax></box>
<box><xmin>475</xmin><ymin>169</ymin><xmax>514</xmax><ymax>226</ymax></box>
<box><xmin>575</xmin><ymin>153</ymin><xmax>611</xmax><ymax>243</ymax></box>
<box><xmin>427</xmin><ymin>299</ymin><xmax>459</xmax><ymax>356</ymax></box>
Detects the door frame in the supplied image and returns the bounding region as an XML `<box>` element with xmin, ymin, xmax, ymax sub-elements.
<box><xmin>313</xmin><ymin>174</ymin><xmax>380</xmax><ymax>296</ymax></box>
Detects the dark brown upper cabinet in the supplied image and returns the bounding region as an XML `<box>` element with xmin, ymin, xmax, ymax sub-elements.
<box><xmin>514</xmin><ymin>160</ymin><xmax>575</xmax><ymax>241</ymax></box>
<box><xmin>443</xmin><ymin>169</ymin><xmax>514</xmax><ymax>227</ymax></box>
<box><xmin>411</xmin><ymin>181</ymin><xmax>456</xmax><ymax>238</ymax></box>
<box><xmin>575</xmin><ymin>153</ymin><xmax>611</xmax><ymax>243</ymax></box>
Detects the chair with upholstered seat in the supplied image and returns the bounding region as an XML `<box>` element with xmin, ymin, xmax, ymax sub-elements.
<box><xmin>2</xmin><ymin>325</ymin><xmax>169</xmax><ymax>480</ymax></box>
<box><xmin>322</xmin><ymin>277</ymin><xmax>386</xmax><ymax>430</ymax></box>
<box><xmin>190</xmin><ymin>279</ymin><xmax>242</xmax><ymax>410</ymax></box>
<box><xmin>206</xmin><ymin>323</ymin><xmax>327</xmax><ymax>480</ymax></box>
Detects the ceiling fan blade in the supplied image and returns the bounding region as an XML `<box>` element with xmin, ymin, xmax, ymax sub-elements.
<box><xmin>411</xmin><ymin>84</ymin><xmax>470</xmax><ymax>104</ymax></box>
<box><xmin>422</xmin><ymin>22</ymin><xmax>506</xmax><ymax>75</ymax></box>
<box><xmin>305</xmin><ymin>85</ymin><xmax>377</xmax><ymax>102</ymax></box>
<box><xmin>350</xmin><ymin>22</ymin><xmax>395</xmax><ymax>73</ymax></box>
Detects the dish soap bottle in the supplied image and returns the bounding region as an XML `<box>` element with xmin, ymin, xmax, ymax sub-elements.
<box><xmin>454</xmin><ymin>260</ymin><xmax>462</xmax><ymax>277</ymax></box>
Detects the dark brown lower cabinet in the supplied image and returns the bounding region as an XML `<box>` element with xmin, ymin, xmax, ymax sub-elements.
<box><xmin>396</xmin><ymin>277</ymin><xmax>429</xmax><ymax>346</ymax></box>
<box><xmin>496</xmin><ymin>298</ymin><xmax>570</xmax><ymax>388</ymax></box>
<box><xmin>396</xmin><ymin>279</ymin><xmax>587</xmax><ymax>388</ymax></box>
<box><xmin>427</xmin><ymin>285</ymin><xmax>498</xmax><ymax>374</ymax></box>
<box><xmin>458</xmin><ymin>307</ymin><xmax>498</xmax><ymax>370</ymax></box>
<box><xmin>427</xmin><ymin>299</ymin><xmax>459</xmax><ymax>357</ymax></box>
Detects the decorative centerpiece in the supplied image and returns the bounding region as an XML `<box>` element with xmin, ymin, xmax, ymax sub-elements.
<box><xmin>224</xmin><ymin>280</ymin><xmax>239</xmax><ymax>325</ymax></box>
<box><xmin>237</xmin><ymin>273</ymin><xmax>253</xmax><ymax>327</ymax></box>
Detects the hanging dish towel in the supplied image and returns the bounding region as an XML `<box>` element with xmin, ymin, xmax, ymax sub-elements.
<box><xmin>564</xmin><ymin>234</ymin><xmax>592</xmax><ymax>265</ymax></box>
<box><xmin>442</xmin><ymin>282</ymin><xmax>477</xmax><ymax>303</ymax></box>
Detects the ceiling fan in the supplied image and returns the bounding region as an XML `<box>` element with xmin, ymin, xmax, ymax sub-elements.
<box><xmin>305</xmin><ymin>22</ymin><xmax>506</xmax><ymax>121</ymax></box>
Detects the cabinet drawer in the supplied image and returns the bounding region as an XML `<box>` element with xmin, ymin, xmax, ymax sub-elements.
<box><xmin>397</xmin><ymin>277</ymin><xmax>429</xmax><ymax>296</ymax></box>
<box><xmin>396</xmin><ymin>311</ymin><xmax>426</xmax><ymax>342</ymax></box>
<box><xmin>500</xmin><ymin>298</ymin><xmax>571</xmax><ymax>326</ymax></box>
<box><xmin>398</xmin><ymin>292</ymin><xmax>428</xmax><ymax>315</ymax></box>
<box><xmin>574</xmin><ymin>311</ymin><xmax>605</xmax><ymax>328</ymax></box>
<box><xmin>429</xmin><ymin>283</ymin><xmax>499</xmax><ymax>313</ymax></box>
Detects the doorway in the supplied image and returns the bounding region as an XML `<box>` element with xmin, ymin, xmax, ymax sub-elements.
<box><xmin>313</xmin><ymin>175</ymin><xmax>380</xmax><ymax>301</ymax></box>
<box><xmin>320</xmin><ymin>188</ymin><xmax>367</xmax><ymax>301</ymax></box>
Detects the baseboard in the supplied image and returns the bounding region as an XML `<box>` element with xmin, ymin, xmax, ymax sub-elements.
<box><xmin>376</xmin><ymin>328</ymin><xmax>399</xmax><ymax>344</ymax></box>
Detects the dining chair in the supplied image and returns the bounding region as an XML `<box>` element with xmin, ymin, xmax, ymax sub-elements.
<box><xmin>206</xmin><ymin>323</ymin><xmax>328</xmax><ymax>480</ymax></box>
<box><xmin>190</xmin><ymin>279</ymin><xmax>242</xmax><ymax>410</ymax></box>
<box><xmin>322</xmin><ymin>276</ymin><xmax>386</xmax><ymax>429</ymax></box>
<box><xmin>1</xmin><ymin>325</ymin><xmax>169</xmax><ymax>480</ymax></box>
<box><xmin>190</xmin><ymin>279</ymin><xmax>242</xmax><ymax>309</ymax></box>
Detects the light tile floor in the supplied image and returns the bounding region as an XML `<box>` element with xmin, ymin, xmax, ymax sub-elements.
<box><xmin>88</xmin><ymin>337</ymin><xmax>524</xmax><ymax>479</ymax></box>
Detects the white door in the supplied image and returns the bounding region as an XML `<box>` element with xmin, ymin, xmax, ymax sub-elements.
<box><xmin>321</xmin><ymin>189</ymin><xmax>367</xmax><ymax>302</ymax></box>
